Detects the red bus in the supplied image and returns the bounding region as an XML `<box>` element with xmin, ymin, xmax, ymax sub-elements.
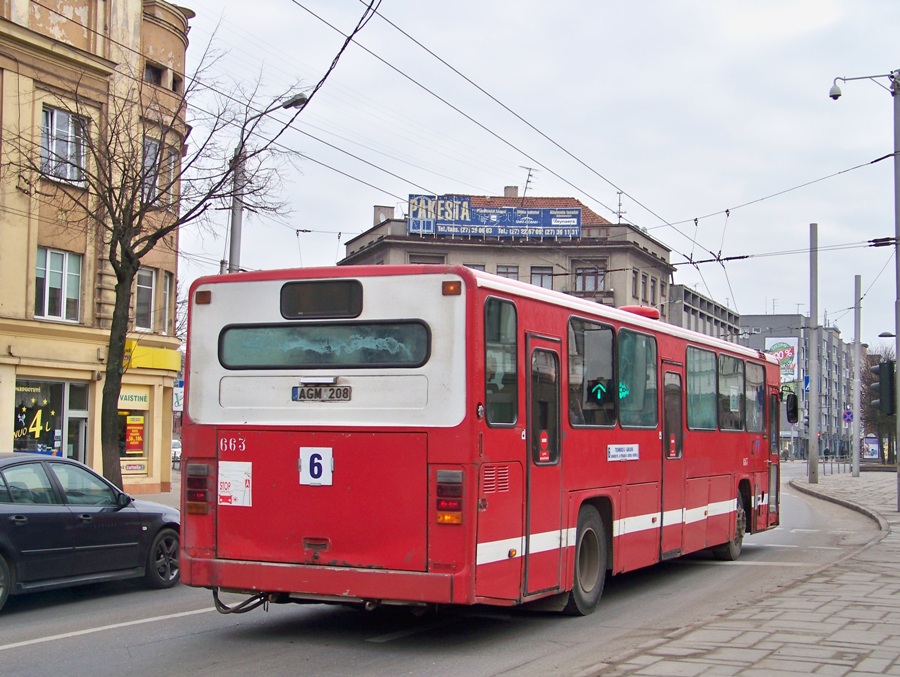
<box><xmin>181</xmin><ymin>265</ymin><xmax>796</xmax><ymax>616</ymax></box>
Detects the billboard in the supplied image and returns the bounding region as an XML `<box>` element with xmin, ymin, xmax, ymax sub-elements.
<box><xmin>408</xmin><ymin>194</ymin><xmax>581</xmax><ymax>238</ymax></box>
<box><xmin>765</xmin><ymin>337</ymin><xmax>799</xmax><ymax>383</ymax></box>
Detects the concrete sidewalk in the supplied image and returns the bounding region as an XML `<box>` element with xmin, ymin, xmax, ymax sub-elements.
<box><xmin>143</xmin><ymin>468</ymin><xmax>180</xmax><ymax>509</ymax></box>
<box><xmin>596</xmin><ymin>469</ymin><xmax>900</xmax><ymax>676</ymax></box>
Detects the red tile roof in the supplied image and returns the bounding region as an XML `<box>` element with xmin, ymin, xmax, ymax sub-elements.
<box><xmin>466</xmin><ymin>195</ymin><xmax>611</xmax><ymax>226</ymax></box>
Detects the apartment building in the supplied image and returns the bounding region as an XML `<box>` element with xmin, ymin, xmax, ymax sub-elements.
<box><xmin>340</xmin><ymin>188</ymin><xmax>676</xmax><ymax>317</ymax></box>
<box><xmin>0</xmin><ymin>1</ymin><xmax>192</xmax><ymax>493</ymax></box>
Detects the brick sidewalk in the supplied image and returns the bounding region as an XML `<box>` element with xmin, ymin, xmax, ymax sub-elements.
<box><xmin>594</xmin><ymin>471</ymin><xmax>900</xmax><ymax>676</ymax></box>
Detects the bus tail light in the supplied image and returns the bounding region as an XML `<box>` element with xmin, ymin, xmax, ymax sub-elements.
<box><xmin>436</xmin><ymin>470</ymin><xmax>463</xmax><ymax>525</ymax></box>
<box><xmin>185</xmin><ymin>463</ymin><xmax>211</xmax><ymax>514</ymax></box>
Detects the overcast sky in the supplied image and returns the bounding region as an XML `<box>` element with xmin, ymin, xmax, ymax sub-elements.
<box><xmin>180</xmin><ymin>0</ymin><xmax>899</xmax><ymax>348</ymax></box>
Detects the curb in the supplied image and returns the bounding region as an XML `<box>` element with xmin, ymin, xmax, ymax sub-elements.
<box><xmin>788</xmin><ymin>477</ymin><xmax>890</xmax><ymax>533</ymax></box>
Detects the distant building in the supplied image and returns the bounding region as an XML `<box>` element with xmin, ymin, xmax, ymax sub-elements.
<box><xmin>740</xmin><ymin>313</ymin><xmax>853</xmax><ymax>458</ymax></box>
<box><xmin>340</xmin><ymin>187</ymin><xmax>675</xmax><ymax>319</ymax></box>
<box><xmin>667</xmin><ymin>285</ymin><xmax>741</xmax><ymax>343</ymax></box>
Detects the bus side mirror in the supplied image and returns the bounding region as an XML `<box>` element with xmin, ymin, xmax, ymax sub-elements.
<box><xmin>785</xmin><ymin>393</ymin><xmax>799</xmax><ymax>424</ymax></box>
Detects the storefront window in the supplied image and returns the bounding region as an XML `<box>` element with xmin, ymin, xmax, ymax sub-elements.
<box><xmin>14</xmin><ymin>380</ymin><xmax>64</xmax><ymax>454</ymax></box>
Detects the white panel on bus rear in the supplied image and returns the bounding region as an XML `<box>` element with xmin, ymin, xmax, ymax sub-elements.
<box><xmin>188</xmin><ymin>272</ymin><xmax>467</xmax><ymax>428</ymax></box>
<box><xmin>218</xmin><ymin>374</ymin><xmax>428</xmax><ymax>410</ymax></box>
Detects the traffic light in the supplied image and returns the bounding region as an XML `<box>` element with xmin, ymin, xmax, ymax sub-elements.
<box><xmin>870</xmin><ymin>360</ymin><xmax>896</xmax><ymax>415</ymax></box>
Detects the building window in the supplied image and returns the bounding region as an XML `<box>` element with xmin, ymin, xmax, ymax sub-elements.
<box><xmin>632</xmin><ymin>270</ymin><xmax>639</xmax><ymax>298</ymax></box>
<box><xmin>35</xmin><ymin>247</ymin><xmax>81</xmax><ymax>322</ymax></box>
<box><xmin>496</xmin><ymin>265</ymin><xmax>519</xmax><ymax>280</ymax></box>
<box><xmin>465</xmin><ymin>264</ymin><xmax>485</xmax><ymax>271</ymax></box>
<box><xmin>641</xmin><ymin>274</ymin><xmax>648</xmax><ymax>302</ymax></box>
<box><xmin>162</xmin><ymin>271</ymin><xmax>174</xmax><ymax>335</ymax></box>
<box><xmin>531</xmin><ymin>266</ymin><xmax>553</xmax><ymax>290</ymax></box>
<box><xmin>144</xmin><ymin>62</ymin><xmax>164</xmax><ymax>86</ymax></box>
<box><xmin>41</xmin><ymin>107</ymin><xmax>85</xmax><ymax>183</ymax></box>
<box><xmin>408</xmin><ymin>254</ymin><xmax>445</xmax><ymax>265</ymax></box>
<box><xmin>135</xmin><ymin>268</ymin><xmax>156</xmax><ymax>331</ymax></box>
<box><xmin>575</xmin><ymin>265</ymin><xmax>605</xmax><ymax>293</ymax></box>
<box><xmin>650</xmin><ymin>278</ymin><xmax>657</xmax><ymax>305</ymax></box>
<box><xmin>142</xmin><ymin>138</ymin><xmax>178</xmax><ymax>204</ymax></box>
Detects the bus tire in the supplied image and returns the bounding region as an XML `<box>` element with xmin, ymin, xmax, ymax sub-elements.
<box><xmin>0</xmin><ymin>554</ymin><xmax>10</xmax><ymax>612</ymax></box>
<box><xmin>713</xmin><ymin>500</ymin><xmax>746</xmax><ymax>561</ymax></box>
<box><xmin>143</xmin><ymin>528</ymin><xmax>180</xmax><ymax>589</ymax></box>
<box><xmin>562</xmin><ymin>506</ymin><xmax>606</xmax><ymax>616</ymax></box>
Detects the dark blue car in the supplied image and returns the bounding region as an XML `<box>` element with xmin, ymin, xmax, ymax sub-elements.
<box><xmin>0</xmin><ymin>453</ymin><xmax>179</xmax><ymax>612</ymax></box>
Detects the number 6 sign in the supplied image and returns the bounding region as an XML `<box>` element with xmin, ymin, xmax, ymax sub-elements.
<box><xmin>299</xmin><ymin>447</ymin><xmax>333</xmax><ymax>486</ymax></box>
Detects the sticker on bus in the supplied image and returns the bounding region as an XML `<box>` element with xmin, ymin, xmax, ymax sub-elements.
<box><xmin>292</xmin><ymin>386</ymin><xmax>352</xmax><ymax>402</ymax></box>
<box><xmin>219</xmin><ymin>461</ymin><xmax>252</xmax><ymax>506</ymax></box>
<box><xmin>608</xmin><ymin>444</ymin><xmax>639</xmax><ymax>462</ymax></box>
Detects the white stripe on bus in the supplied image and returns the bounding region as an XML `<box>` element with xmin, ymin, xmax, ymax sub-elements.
<box><xmin>475</xmin><ymin>499</ymin><xmax>739</xmax><ymax>566</ymax></box>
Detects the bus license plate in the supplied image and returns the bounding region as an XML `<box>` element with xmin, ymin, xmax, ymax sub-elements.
<box><xmin>292</xmin><ymin>385</ymin><xmax>352</xmax><ymax>402</ymax></box>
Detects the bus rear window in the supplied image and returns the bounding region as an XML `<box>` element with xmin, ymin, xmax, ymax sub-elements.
<box><xmin>219</xmin><ymin>322</ymin><xmax>430</xmax><ymax>369</ymax></box>
<box><xmin>281</xmin><ymin>280</ymin><xmax>362</xmax><ymax>319</ymax></box>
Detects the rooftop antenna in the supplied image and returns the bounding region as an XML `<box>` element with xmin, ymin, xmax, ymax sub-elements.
<box><xmin>615</xmin><ymin>191</ymin><xmax>627</xmax><ymax>224</ymax></box>
<box><xmin>519</xmin><ymin>166</ymin><xmax>536</xmax><ymax>206</ymax></box>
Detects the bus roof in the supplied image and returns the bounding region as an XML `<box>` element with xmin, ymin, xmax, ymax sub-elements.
<box><xmin>190</xmin><ymin>264</ymin><xmax>777</xmax><ymax>367</ymax></box>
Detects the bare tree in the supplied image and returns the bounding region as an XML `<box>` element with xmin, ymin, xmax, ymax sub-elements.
<box><xmin>4</xmin><ymin>1</ymin><xmax>380</xmax><ymax>488</ymax></box>
<box><xmin>4</xmin><ymin>55</ymin><xmax>306</xmax><ymax>486</ymax></box>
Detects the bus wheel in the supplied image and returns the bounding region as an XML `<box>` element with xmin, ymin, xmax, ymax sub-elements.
<box><xmin>713</xmin><ymin>500</ymin><xmax>746</xmax><ymax>561</ymax></box>
<box><xmin>563</xmin><ymin>506</ymin><xmax>606</xmax><ymax>616</ymax></box>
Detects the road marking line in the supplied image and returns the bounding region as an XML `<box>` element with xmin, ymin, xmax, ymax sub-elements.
<box><xmin>671</xmin><ymin>560</ymin><xmax>810</xmax><ymax>567</ymax></box>
<box><xmin>0</xmin><ymin>607</ymin><xmax>215</xmax><ymax>652</ymax></box>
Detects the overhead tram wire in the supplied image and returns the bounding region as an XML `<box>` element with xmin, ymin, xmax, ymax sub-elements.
<box><xmin>280</xmin><ymin>1</ymin><xmax>723</xmax><ymax>262</ymax></box>
<box><xmin>37</xmin><ymin>0</ymin><xmax>892</xmax><ymax>294</ymax></box>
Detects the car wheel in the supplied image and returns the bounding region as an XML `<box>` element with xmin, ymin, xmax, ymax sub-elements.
<box><xmin>144</xmin><ymin>528</ymin><xmax>180</xmax><ymax>589</ymax></box>
<box><xmin>0</xmin><ymin>555</ymin><xmax>10</xmax><ymax>612</ymax></box>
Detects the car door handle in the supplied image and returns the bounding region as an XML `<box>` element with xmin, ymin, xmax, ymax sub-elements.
<box><xmin>78</xmin><ymin>514</ymin><xmax>93</xmax><ymax>523</ymax></box>
<box><xmin>9</xmin><ymin>515</ymin><xmax>27</xmax><ymax>525</ymax></box>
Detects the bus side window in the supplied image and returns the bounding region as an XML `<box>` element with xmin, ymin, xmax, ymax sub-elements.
<box><xmin>568</xmin><ymin>318</ymin><xmax>615</xmax><ymax>426</ymax></box>
<box><xmin>485</xmin><ymin>299</ymin><xmax>518</xmax><ymax>425</ymax></box>
<box><xmin>618</xmin><ymin>329</ymin><xmax>657</xmax><ymax>427</ymax></box>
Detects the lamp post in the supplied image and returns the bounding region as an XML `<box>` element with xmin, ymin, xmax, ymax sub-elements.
<box><xmin>227</xmin><ymin>92</ymin><xmax>308</xmax><ymax>274</ymax></box>
<box><xmin>830</xmin><ymin>70</ymin><xmax>900</xmax><ymax>509</ymax></box>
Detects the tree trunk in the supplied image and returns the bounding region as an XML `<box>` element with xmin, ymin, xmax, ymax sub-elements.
<box><xmin>99</xmin><ymin>265</ymin><xmax>138</xmax><ymax>489</ymax></box>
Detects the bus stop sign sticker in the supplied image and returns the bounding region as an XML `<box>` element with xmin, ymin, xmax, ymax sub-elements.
<box><xmin>300</xmin><ymin>447</ymin><xmax>333</xmax><ymax>486</ymax></box>
<box><xmin>218</xmin><ymin>461</ymin><xmax>252</xmax><ymax>507</ymax></box>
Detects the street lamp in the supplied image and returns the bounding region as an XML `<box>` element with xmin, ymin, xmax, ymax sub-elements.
<box><xmin>227</xmin><ymin>92</ymin><xmax>309</xmax><ymax>274</ymax></box>
<box><xmin>830</xmin><ymin>70</ymin><xmax>900</xmax><ymax>509</ymax></box>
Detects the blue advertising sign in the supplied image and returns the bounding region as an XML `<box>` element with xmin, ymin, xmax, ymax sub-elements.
<box><xmin>408</xmin><ymin>194</ymin><xmax>582</xmax><ymax>238</ymax></box>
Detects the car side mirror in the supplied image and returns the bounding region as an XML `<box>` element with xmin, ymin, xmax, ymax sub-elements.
<box><xmin>116</xmin><ymin>492</ymin><xmax>133</xmax><ymax>509</ymax></box>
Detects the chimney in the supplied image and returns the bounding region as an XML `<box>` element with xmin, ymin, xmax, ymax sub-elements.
<box><xmin>373</xmin><ymin>205</ymin><xmax>394</xmax><ymax>225</ymax></box>
<box><xmin>503</xmin><ymin>185</ymin><xmax>518</xmax><ymax>198</ymax></box>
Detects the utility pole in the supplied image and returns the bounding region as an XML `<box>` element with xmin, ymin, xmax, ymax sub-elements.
<box><xmin>852</xmin><ymin>274</ymin><xmax>861</xmax><ymax>477</ymax></box>
<box><xmin>809</xmin><ymin>223</ymin><xmax>819</xmax><ymax>484</ymax></box>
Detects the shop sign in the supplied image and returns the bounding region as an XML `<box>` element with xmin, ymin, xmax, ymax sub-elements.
<box><xmin>125</xmin><ymin>415</ymin><xmax>145</xmax><ymax>454</ymax></box>
<box><xmin>121</xmin><ymin>460</ymin><xmax>148</xmax><ymax>475</ymax></box>
<box><xmin>119</xmin><ymin>385</ymin><xmax>150</xmax><ymax>410</ymax></box>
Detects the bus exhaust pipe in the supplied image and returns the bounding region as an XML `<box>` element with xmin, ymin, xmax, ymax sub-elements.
<box><xmin>364</xmin><ymin>600</ymin><xmax>380</xmax><ymax>612</ymax></box>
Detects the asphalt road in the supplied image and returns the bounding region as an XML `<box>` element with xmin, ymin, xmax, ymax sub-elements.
<box><xmin>0</xmin><ymin>462</ymin><xmax>876</xmax><ymax>677</ymax></box>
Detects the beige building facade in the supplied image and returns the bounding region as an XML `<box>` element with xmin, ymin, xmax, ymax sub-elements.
<box><xmin>341</xmin><ymin>188</ymin><xmax>675</xmax><ymax>318</ymax></box>
<box><xmin>0</xmin><ymin>0</ymin><xmax>191</xmax><ymax>493</ymax></box>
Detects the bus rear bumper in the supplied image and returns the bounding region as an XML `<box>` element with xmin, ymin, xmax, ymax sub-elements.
<box><xmin>182</xmin><ymin>554</ymin><xmax>457</xmax><ymax>605</ymax></box>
